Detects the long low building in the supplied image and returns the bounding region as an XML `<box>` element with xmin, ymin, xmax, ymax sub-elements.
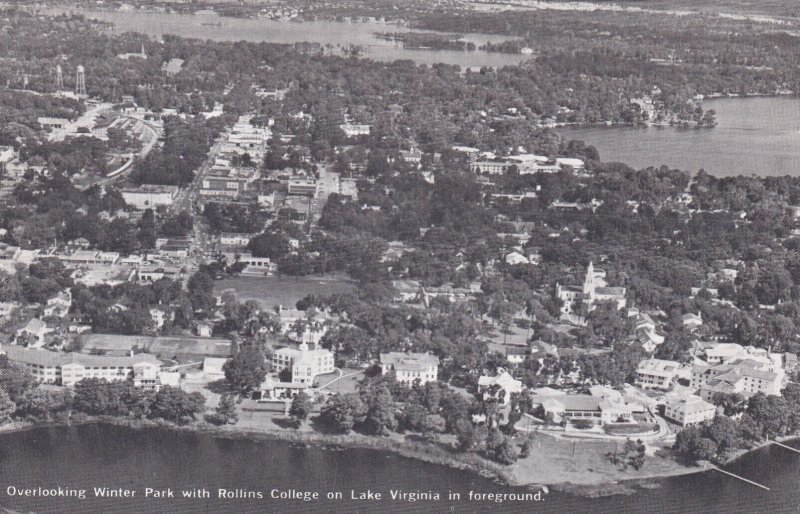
<box><xmin>1</xmin><ymin>345</ymin><xmax>162</xmax><ymax>387</ymax></box>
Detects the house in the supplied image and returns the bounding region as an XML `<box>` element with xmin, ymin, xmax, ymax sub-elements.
<box><xmin>664</xmin><ymin>394</ymin><xmax>716</xmax><ymax>427</ymax></box>
<box><xmin>15</xmin><ymin>318</ymin><xmax>49</xmax><ymax>347</ymax></box>
<box><xmin>272</xmin><ymin>343</ymin><xmax>335</xmax><ymax>385</ymax></box>
<box><xmin>556</xmin><ymin>262</ymin><xmax>626</xmax><ymax>317</ymax></box>
<box><xmin>529</xmin><ymin>340</ymin><xmax>559</xmax><ymax>360</ymax></box>
<box><xmin>504</xmin><ymin>252</ymin><xmax>530</xmax><ymax>266</ymax></box>
<box><xmin>505</xmin><ymin>346</ymin><xmax>529</xmax><ymax>364</ymax></box>
<box><xmin>691</xmin><ymin>359</ymin><xmax>785</xmax><ymax>401</ymax></box>
<box><xmin>478</xmin><ymin>370</ymin><xmax>523</xmax><ymax>405</ymax></box>
<box><xmin>534</xmin><ymin>394</ymin><xmax>634</xmax><ymax>425</ymax></box>
<box><xmin>380</xmin><ymin>352</ymin><xmax>439</xmax><ymax>386</ymax></box>
<box><xmin>1</xmin><ymin>346</ymin><xmax>162</xmax><ymax>387</ymax></box>
<box><xmin>43</xmin><ymin>290</ymin><xmax>72</xmax><ymax>319</ymax></box>
<box><xmin>635</xmin><ymin>358</ymin><xmax>680</xmax><ymax>390</ymax></box>
<box><xmin>195</xmin><ymin>323</ymin><xmax>212</xmax><ymax>338</ymax></box>
<box><xmin>682</xmin><ymin>312</ymin><xmax>703</xmax><ymax>330</ymax></box>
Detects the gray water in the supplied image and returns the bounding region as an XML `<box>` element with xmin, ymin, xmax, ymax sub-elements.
<box><xmin>45</xmin><ymin>8</ymin><xmax>526</xmax><ymax>70</ymax></box>
<box><xmin>564</xmin><ymin>96</ymin><xmax>800</xmax><ymax>177</ymax></box>
<box><xmin>0</xmin><ymin>424</ymin><xmax>797</xmax><ymax>513</ymax></box>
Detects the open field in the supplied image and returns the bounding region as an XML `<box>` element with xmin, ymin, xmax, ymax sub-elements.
<box><xmin>214</xmin><ymin>273</ymin><xmax>357</xmax><ymax>309</ymax></box>
<box><xmin>81</xmin><ymin>334</ymin><xmax>232</xmax><ymax>361</ymax></box>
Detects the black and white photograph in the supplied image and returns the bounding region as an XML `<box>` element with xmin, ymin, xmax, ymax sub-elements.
<box><xmin>0</xmin><ymin>0</ymin><xmax>799</xmax><ymax>512</ymax></box>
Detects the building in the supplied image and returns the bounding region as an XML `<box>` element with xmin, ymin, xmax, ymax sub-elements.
<box><xmin>121</xmin><ymin>185</ymin><xmax>179</xmax><ymax>210</ymax></box>
<box><xmin>505</xmin><ymin>346</ymin><xmax>530</xmax><ymax>364</ymax></box>
<box><xmin>691</xmin><ymin>359</ymin><xmax>785</xmax><ymax>401</ymax></box>
<box><xmin>534</xmin><ymin>394</ymin><xmax>634</xmax><ymax>425</ymax></box>
<box><xmin>1</xmin><ymin>346</ymin><xmax>162</xmax><ymax>387</ymax></box>
<box><xmin>257</xmin><ymin>376</ymin><xmax>309</xmax><ymax>400</ymax></box>
<box><xmin>287</xmin><ymin>178</ymin><xmax>318</xmax><ymax>197</ymax></box>
<box><xmin>43</xmin><ymin>290</ymin><xmax>72</xmax><ymax>319</ymax></box>
<box><xmin>219</xmin><ymin>233</ymin><xmax>254</xmax><ymax>247</ymax></box>
<box><xmin>636</xmin><ymin>358</ymin><xmax>680</xmax><ymax>390</ymax></box>
<box><xmin>15</xmin><ymin>318</ymin><xmax>49</xmax><ymax>347</ymax></box>
<box><xmin>682</xmin><ymin>312</ymin><xmax>703</xmax><ymax>330</ymax></box>
<box><xmin>0</xmin><ymin>146</ymin><xmax>16</xmax><ymax>164</ymax></box>
<box><xmin>556</xmin><ymin>262</ymin><xmax>626</xmax><ymax>317</ymax></box>
<box><xmin>272</xmin><ymin>344</ymin><xmax>335</xmax><ymax>385</ymax></box>
<box><xmin>664</xmin><ymin>394</ymin><xmax>717</xmax><ymax>427</ymax></box>
<box><xmin>477</xmin><ymin>370</ymin><xmax>523</xmax><ymax>405</ymax></box>
<box><xmin>203</xmin><ymin>357</ymin><xmax>228</xmax><ymax>379</ymax></box>
<box><xmin>704</xmin><ymin>343</ymin><xmax>746</xmax><ymax>365</ymax></box>
<box><xmin>380</xmin><ymin>352</ymin><xmax>439</xmax><ymax>386</ymax></box>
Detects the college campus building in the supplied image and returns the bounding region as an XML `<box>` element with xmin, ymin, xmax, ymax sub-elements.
<box><xmin>690</xmin><ymin>358</ymin><xmax>785</xmax><ymax>401</ymax></box>
<box><xmin>1</xmin><ymin>346</ymin><xmax>163</xmax><ymax>387</ymax></box>
<box><xmin>379</xmin><ymin>352</ymin><xmax>439</xmax><ymax>386</ymax></box>
<box><xmin>272</xmin><ymin>343</ymin><xmax>335</xmax><ymax>385</ymax></box>
<box><xmin>635</xmin><ymin>358</ymin><xmax>681</xmax><ymax>390</ymax></box>
<box><xmin>664</xmin><ymin>394</ymin><xmax>717</xmax><ymax>427</ymax></box>
<box><xmin>556</xmin><ymin>262</ymin><xmax>626</xmax><ymax>316</ymax></box>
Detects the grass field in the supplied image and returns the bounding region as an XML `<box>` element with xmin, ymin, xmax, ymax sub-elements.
<box><xmin>214</xmin><ymin>273</ymin><xmax>357</xmax><ymax>309</ymax></box>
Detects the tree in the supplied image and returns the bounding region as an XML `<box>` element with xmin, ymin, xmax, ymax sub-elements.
<box><xmin>223</xmin><ymin>347</ymin><xmax>268</xmax><ymax>393</ymax></box>
<box><xmin>319</xmin><ymin>393</ymin><xmax>367</xmax><ymax>434</ymax></box>
<box><xmin>17</xmin><ymin>388</ymin><xmax>70</xmax><ymax>421</ymax></box>
<box><xmin>289</xmin><ymin>391</ymin><xmax>312</xmax><ymax>427</ymax></box>
<box><xmin>213</xmin><ymin>393</ymin><xmax>238</xmax><ymax>425</ymax></box>
<box><xmin>149</xmin><ymin>386</ymin><xmax>205</xmax><ymax>424</ymax></box>
<box><xmin>0</xmin><ymin>389</ymin><xmax>15</xmax><ymax>424</ymax></box>
<box><xmin>0</xmin><ymin>357</ymin><xmax>35</xmax><ymax>403</ymax></box>
<box><xmin>520</xmin><ymin>437</ymin><xmax>534</xmax><ymax>458</ymax></box>
<box><xmin>363</xmin><ymin>383</ymin><xmax>398</xmax><ymax>436</ymax></box>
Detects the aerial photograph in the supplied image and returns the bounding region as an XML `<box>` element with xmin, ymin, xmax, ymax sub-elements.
<box><xmin>1</xmin><ymin>0</ymin><xmax>800</xmax><ymax>512</ymax></box>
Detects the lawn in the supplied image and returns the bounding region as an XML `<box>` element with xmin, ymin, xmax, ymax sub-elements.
<box><xmin>214</xmin><ymin>273</ymin><xmax>356</xmax><ymax>309</ymax></box>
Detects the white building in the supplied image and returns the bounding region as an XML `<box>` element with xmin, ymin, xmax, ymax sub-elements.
<box><xmin>556</xmin><ymin>262</ymin><xmax>626</xmax><ymax>316</ymax></box>
<box><xmin>380</xmin><ymin>352</ymin><xmax>439</xmax><ymax>386</ymax></box>
<box><xmin>272</xmin><ymin>343</ymin><xmax>335</xmax><ymax>385</ymax></box>
<box><xmin>1</xmin><ymin>346</ymin><xmax>162</xmax><ymax>387</ymax></box>
<box><xmin>478</xmin><ymin>370</ymin><xmax>523</xmax><ymax>405</ymax></box>
<box><xmin>635</xmin><ymin>358</ymin><xmax>680</xmax><ymax>390</ymax></box>
<box><xmin>219</xmin><ymin>233</ymin><xmax>255</xmax><ymax>247</ymax></box>
<box><xmin>664</xmin><ymin>394</ymin><xmax>716</xmax><ymax>427</ymax></box>
<box><xmin>121</xmin><ymin>185</ymin><xmax>179</xmax><ymax>210</ymax></box>
<box><xmin>691</xmin><ymin>359</ymin><xmax>785</xmax><ymax>401</ymax></box>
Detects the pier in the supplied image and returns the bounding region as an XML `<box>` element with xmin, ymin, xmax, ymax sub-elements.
<box><xmin>710</xmin><ymin>465</ymin><xmax>770</xmax><ymax>491</ymax></box>
<box><xmin>772</xmin><ymin>441</ymin><xmax>800</xmax><ymax>455</ymax></box>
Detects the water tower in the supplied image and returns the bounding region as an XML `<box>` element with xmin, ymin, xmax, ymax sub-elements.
<box><xmin>76</xmin><ymin>65</ymin><xmax>86</xmax><ymax>96</ymax></box>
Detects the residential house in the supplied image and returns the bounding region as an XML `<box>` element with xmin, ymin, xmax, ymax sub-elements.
<box><xmin>43</xmin><ymin>290</ymin><xmax>72</xmax><ymax>319</ymax></box>
<box><xmin>478</xmin><ymin>370</ymin><xmax>523</xmax><ymax>405</ymax></box>
<box><xmin>15</xmin><ymin>318</ymin><xmax>49</xmax><ymax>348</ymax></box>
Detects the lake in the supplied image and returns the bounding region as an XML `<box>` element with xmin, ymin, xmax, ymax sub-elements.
<box><xmin>563</xmin><ymin>96</ymin><xmax>800</xmax><ymax>177</ymax></box>
<box><xmin>43</xmin><ymin>8</ymin><xmax>527</xmax><ymax>70</ymax></box>
<box><xmin>1</xmin><ymin>424</ymin><xmax>799</xmax><ymax>513</ymax></box>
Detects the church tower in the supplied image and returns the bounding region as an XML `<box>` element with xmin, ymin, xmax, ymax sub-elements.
<box><xmin>582</xmin><ymin>262</ymin><xmax>596</xmax><ymax>297</ymax></box>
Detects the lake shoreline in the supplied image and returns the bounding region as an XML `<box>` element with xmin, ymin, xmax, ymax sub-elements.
<box><xmin>0</xmin><ymin>415</ymin><xmax>714</xmax><ymax>498</ymax></box>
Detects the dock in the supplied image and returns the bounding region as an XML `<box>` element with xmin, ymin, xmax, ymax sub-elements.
<box><xmin>710</xmin><ymin>465</ymin><xmax>770</xmax><ymax>491</ymax></box>
<box><xmin>772</xmin><ymin>440</ymin><xmax>800</xmax><ymax>454</ymax></box>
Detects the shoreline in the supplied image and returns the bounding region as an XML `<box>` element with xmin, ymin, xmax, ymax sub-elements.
<box><xmin>0</xmin><ymin>416</ymin><xmax>714</xmax><ymax>497</ymax></box>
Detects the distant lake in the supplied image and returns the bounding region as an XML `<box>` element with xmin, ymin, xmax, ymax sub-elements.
<box><xmin>563</xmin><ymin>96</ymin><xmax>800</xmax><ymax>177</ymax></box>
<box><xmin>44</xmin><ymin>8</ymin><xmax>527</xmax><ymax>69</ymax></box>
<box><xmin>3</xmin><ymin>424</ymin><xmax>800</xmax><ymax>513</ymax></box>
